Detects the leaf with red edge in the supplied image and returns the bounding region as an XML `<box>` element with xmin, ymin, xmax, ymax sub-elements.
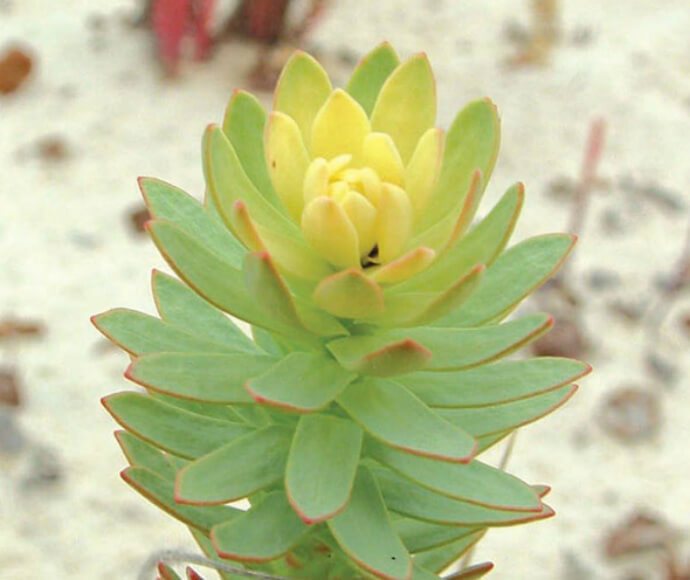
<box><xmin>446</xmin><ymin>562</ymin><xmax>494</xmax><ymax>579</ymax></box>
<box><xmin>367</xmin><ymin>440</ymin><xmax>541</xmax><ymax>512</ymax></box>
<box><xmin>211</xmin><ymin>491</ymin><xmax>309</xmax><ymax>563</ymax></box>
<box><xmin>121</xmin><ymin>466</ymin><xmax>240</xmax><ymax>533</ymax></box>
<box><xmin>285</xmin><ymin>414</ymin><xmax>363</xmax><ymax>524</ymax></box>
<box><xmin>314</xmin><ymin>268</ymin><xmax>385</xmax><ymax>319</ymax></box>
<box><xmin>413</xmin><ymin>530</ymin><xmax>485</xmax><ymax>574</ymax></box>
<box><xmin>337</xmin><ymin>378</ymin><xmax>476</xmax><ymax>463</ymax></box>
<box><xmin>176</xmin><ymin>425</ymin><xmax>292</xmax><ymax>505</ymax></box>
<box><xmin>245</xmin><ymin>352</ymin><xmax>357</xmax><ymax>412</ymax></box>
<box><xmin>372</xmin><ymin>465</ymin><xmax>554</xmax><ymax>527</ymax></box>
<box><xmin>327</xmin><ymin>336</ymin><xmax>432</xmax><ymax>377</ymax></box>
<box><xmin>185</xmin><ymin>566</ymin><xmax>205</xmax><ymax>580</ymax></box>
<box><xmin>152</xmin><ymin>0</ymin><xmax>189</xmax><ymax>73</ymax></box>
<box><xmin>158</xmin><ymin>562</ymin><xmax>182</xmax><ymax>580</ymax></box>
<box><xmin>328</xmin><ymin>466</ymin><xmax>413</xmax><ymax>580</ymax></box>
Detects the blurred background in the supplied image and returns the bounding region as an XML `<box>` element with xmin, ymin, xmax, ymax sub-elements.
<box><xmin>1</xmin><ymin>1</ymin><xmax>689</xmax><ymax>578</ymax></box>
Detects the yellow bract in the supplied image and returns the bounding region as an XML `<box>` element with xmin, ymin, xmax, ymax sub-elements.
<box><xmin>264</xmin><ymin>54</ymin><xmax>444</xmax><ymax>275</ymax></box>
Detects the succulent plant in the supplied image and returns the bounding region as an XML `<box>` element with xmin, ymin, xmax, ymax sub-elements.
<box><xmin>94</xmin><ymin>42</ymin><xmax>589</xmax><ymax>579</ymax></box>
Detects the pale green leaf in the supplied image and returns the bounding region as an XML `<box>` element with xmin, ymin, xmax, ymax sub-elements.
<box><xmin>346</xmin><ymin>42</ymin><xmax>400</xmax><ymax>116</ymax></box>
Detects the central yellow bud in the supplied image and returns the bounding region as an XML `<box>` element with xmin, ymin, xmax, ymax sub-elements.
<box><xmin>265</xmin><ymin>65</ymin><xmax>444</xmax><ymax>275</ymax></box>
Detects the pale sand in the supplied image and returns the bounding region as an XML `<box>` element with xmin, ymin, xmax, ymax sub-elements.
<box><xmin>1</xmin><ymin>1</ymin><xmax>689</xmax><ymax>578</ymax></box>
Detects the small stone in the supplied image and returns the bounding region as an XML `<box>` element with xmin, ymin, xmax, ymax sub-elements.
<box><xmin>586</xmin><ymin>269</ymin><xmax>621</xmax><ymax>291</ymax></box>
<box><xmin>605</xmin><ymin>512</ymin><xmax>675</xmax><ymax>558</ymax></box>
<box><xmin>599</xmin><ymin>387</ymin><xmax>660</xmax><ymax>442</ymax></box>
<box><xmin>36</xmin><ymin>136</ymin><xmax>70</xmax><ymax>162</ymax></box>
<box><xmin>128</xmin><ymin>205</ymin><xmax>151</xmax><ymax>233</ymax></box>
<box><xmin>0</xmin><ymin>46</ymin><xmax>33</xmax><ymax>94</ymax></box>
<box><xmin>0</xmin><ymin>318</ymin><xmax>44</xmax><ymax>341</ymax></box>
<box><xmin>531</xmin><ymin>317</ymin><xmax>587</xmax><ymax>358</ymax></box>
<box><xmin>21</xmin><ymin>444</ymin><xmax>62</xmax><ymax>488</ymax></box>
<box><xmin>0</xmin><ymin>367</ymin><xmax>21</xmax><ymax>406</ymax></box>
<box><xmin>0</xmin><ymin>408</ymin><xmax>26</xmax><ymax>454</ymax></box>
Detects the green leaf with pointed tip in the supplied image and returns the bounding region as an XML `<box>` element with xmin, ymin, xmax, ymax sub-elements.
<box><xmin>394</xmin><ymin>518</ymin><xmax>478</xmax><ymax>553</ymax></box>
<box><xmin>404</xmin><ymin>264</ymin><xmax>485</xmax><ymax>327</ymax></box>
<box><xmin>176</xmin><ymin>426</ymin><xmax>292</xmax><ymax>504</ymax></box>
<box><xmin>400</xmin><ymin>182</ymin><xmax>523</xmax><ymax>293</ymax></box>
<box><xmin>115</xmin><ymin>430</ymin><xmax>177</xmax><ymax>480</ymax></box>
<box><xmin>128</xmin><ymin>352</ymin><xmax>276</xmax><ymax>404</ymax></box>
<box><xmin>415</xmin><ymin>99</ymin><xmax>500</xmax><ymax>236</ymax></box>
<box><xmin>122</xmin><ymin>467</ymin><xmax>239</xmax><ymax>533</ymax></box>
<box><xmin>204</xmin><ymin>126</ymin><xmax>301</xmax><ymax>238</ymax></box>
<box><xmin>437</xmin><ymin>385</ymin><xmax>578</xmax><ymax>437</ymax></box>
<box><xmin>372</xmin><ymin>466</ymin><xmax>553</xmax><ymax>527</ymax></box>
<box><xmin>367</xmin><ymin>440</ymin><xmax>540</xmax><ymax>512</ymax></box>
<box><xmin>148</xmin><ymin>391</ymin><xmax>246</xmax><ymax>423</ymax></box>
<box><xmin>92</xmin><ymin>309</ymin><xmax>233</xmax><ymax>355</ymax></box>
<box><xmin>446</xmin><ymin>562</ymin><xmax>494</xmax><ymax>580</ymax></box>
<box><xmin>286</xmin><ymin>414</ymin><xmax>363</xmax><ymax>523</ymax></box>
<box><xmin>245</xmin><ymin>352</ymin><xmax>357</xmax><ymax>412</ymax></box>
<box><xmin>274</xmin><ymin>51</ymin><xmax>332</xmax><ymax>149</ymax></box>
<box><xmin>139</xmin><ymin>178</ymin><xmax>246</xmax><ymax>268</ymax></box>
<box><xmin>329</xmin><ymin>314</ymin><xmax>551</xmax><ymax>373</ymax></box>
<box><xmin>413</xmin><ymin>531</ymin><xmax>485</xmax><ymax>574</ymax></box>
<box><xmin>437</xmin><ymin>234</ymin><xmax>576</xmax><ymax>327</ymax></box>
<box><xmin>222</xmin><ymin>90</ymin><xmax>282</xmax><ymax>210</ymax></box>
<box><xmin>157</xmin><ymin>562</ymin><xmax>183</xmax><ymax>580</ymax></box>
<box><xmin>398</xmin><ymin>357</ymin><xmax>590</xmax><ymax>408</ymax></box>
<box><xmin>189</xmin><ymin>528</ymin><xmax>243</xmax><ymax>580</ymax></box>
<box><xmin>327</xmin><ymin>336</ymin><xmax>432</xmax><ymax>377</ymax></box>
<box><xmin>371</xmin><ymin>54</ymin><xmax>436</xmax><ymax>164</ymax></box>
<box><xmin>328</xmin><ymin>466</ymin><xmax>412</xmax><ymax>580</ymax></box>
<box><xmin>152</xmin><ymin>271</ymin><xmax>257</xmax><ymax>354</ymax></box>
<box><xmin>314</xmin><ymin>269</ymin><xmax>385</xmax><ymax>319</ymax></box>
<box><xmin>104</xmin><ymin>393</ymin><xmax>253</xmax><ymax>459</ymax></box>
<box><xmin>346</xmin><ymin>42</ymin><xmax>400</xmax><ymax>116</ymax></box>
<box><xmin>148</xmin><ymin>221</ymin><xmax>311</xmax><ymax>342</ymax></box>
<box><xmin>337</xmin><ymin>379</ymin><xmax>475</xmax><ymax>463</ymax></box>
<box><xmin>242</xmin><ymin>251</ymin><xmax>312</xmax><ymax>340</ymax></box>
<box><xmin>211</xmin><ymin>491</ymin><xmax>309</xmax><ymax>562</ymax></box>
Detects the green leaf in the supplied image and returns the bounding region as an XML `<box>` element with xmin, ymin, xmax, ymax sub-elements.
<box><xmin>139</xmin><ymin>177</ymin><xmax>246</xmax><ymax>268</ymax></box>
<box><xmin>329</xmin><ymin>314</ymin><xmax>552</xmax><ymax>373</ymax></box>
<box><xmin>415</xmin><ymin>99</ymin><xmax>500</xmax><ymax>239</ymax></box>
<box><xmin>152</xmin><ymin>270</ymin><xmax>257</xmax><ymax>354</ymax></box>
<box><xmin>438</xmin><ymin>234</ymin><xmax>576</xmax><ymax>327</ymax></box>
<box><xmin>286</xmin><ymin>414</ymin><xmax>363</xmax><ymax>523</ymax></box>
<box><xmin>437</xmin><ymin>385</ymin><xmax>578</xmax><ymax>437</ymax></box>
<box><xmin>242</xmin><ymin>251</ymin><xmax>311</xmax><ymax>340</ymax></box>
<box><xmin>372</xmin><ymin>466</ymin><xmax>553</xmax><ymax>527</ymax></box>
<box><xmin>127</xmin><ymin>352</ymin><xmax>276</xmax><ymax>404</ymax></box>
<box><xmin>337</xmin><ymin>379</ymin><xmax>476</xmax><ymax>463</ymax></box>
<box><xmin>92</xmin><ymin>308</ymin><xmax>233</xmax><ymax>356</ymax></box>
<box><xmin>115</xmin><ymin>430</ymin><xmax>176</xmax><ymax>480</ymax></box>
<box><xmin>328</xmin><ymin>466</ymin><xmax>413</xmax><ymax>580</ymax></box>
<box><xmin>400</xmin><ymin>182</ymin><xmax>522</xmax><ymax>293</ymax></box>
<box><xmin>371</xmin><ymin>54</ymin><xmax>436</xmax><ymax>163</ymax></box>
<box><xmin>274</xmin><ymin>51</ymin><xmax>332</xmax><ymax>149</ymax></box>
<box><xmin>204</xmin><ymin>126</ymin><xmax>301</xmax><ymax>238</ymax></box>
<box><xmin>446</xmin><ymin>562</ymin><xmax>494</xmax><ymax>579</ymax></box>
<box><xmin>211</xmin><ymin>491</ymin><xmax>309</xmax><ymax>562</ymax></box>
<box><xmin>327</xmin><ymin>335</ymin><xmax>432</xmax><ymax>377</ymax></box>
<box><xmin>103</xmin><ymin>392</ymin><xmax>253</xmax><ymax>459</ymax></box>
<box><xmin>398</xmin><ymin>357</ymin><xmax>590</xmax><ymax>407</ymax></box>
<box><xmin>367</xmin><ymin>441</ymin><xmax>541</xmax><ymax>512</ymax></box>
<box><xmin>346</xmin><ymin>42</ymin><xmax>400</xmax><ymax>116</ymax></box>
<box><xmin>245</xmin><ymin>352</ymin><xmax>357</xmax><ymax>412</ymax></box>
<box><xmin>148</xmin><ymin>391</ymin><xmax>247</xmax><ymax>423</ymax></box>
<box><xmin>189</xmin><ymin>528</ymin><xmax>244</xmax><ymax>580</ymax></box>
<box><xmin>313</xmin><ymin>269</ymin><xmax>385</xmax><ymax>319</ymax></box>
<box><xmin>176</xmin><ymin>426</ymin><xmax>292</xmax><ymax>504</ymax></box>
<box><xmin>157</xmin><ymin>562</ymin><xmax>183</xmax><ymax>580</ymax></box>
<box><xmin>251</xmin><ymin>326</ymin><xmax>284</xmax><ymax>356</ymax></box>
<box><xmin>394</xmin><ymin>518</ymin><xmax>478</xmax><ymax>553</ymax></box>
<box><xmin>413</xmin><ymin>531</ymin><xmax>485</xmax><ymax>574</ymax></box>
<box><xmin>122</xmin><ymin>466</ymin><xmax>240</xmax><ymax>533</ymax></box>
<box><xmin>222</xmin><ymin>90</ymin><xmax>283</xmax><ymax>210</ymax></box>
<box><xmin>475</xmin><ymin>431</ymin><xmax>510</xmax><ymax>454</ymax></box>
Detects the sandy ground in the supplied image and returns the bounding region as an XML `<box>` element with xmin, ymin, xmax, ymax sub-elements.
<box><xmin>1</xmin><ymin>1</ymin><xmax>689</xmax><ymax>578</ymax></box>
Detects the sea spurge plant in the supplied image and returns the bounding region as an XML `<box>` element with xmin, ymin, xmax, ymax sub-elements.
<box><xmin>94</xmin><ymin>42</ymin><xmax>589</xmax><ymax>579</ymax></box>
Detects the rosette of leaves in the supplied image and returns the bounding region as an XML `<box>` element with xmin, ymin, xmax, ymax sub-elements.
<box><xmin>94</xmin><ymin>42</ymin><xmax>590</xmax><ymax>580</ymax></box>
